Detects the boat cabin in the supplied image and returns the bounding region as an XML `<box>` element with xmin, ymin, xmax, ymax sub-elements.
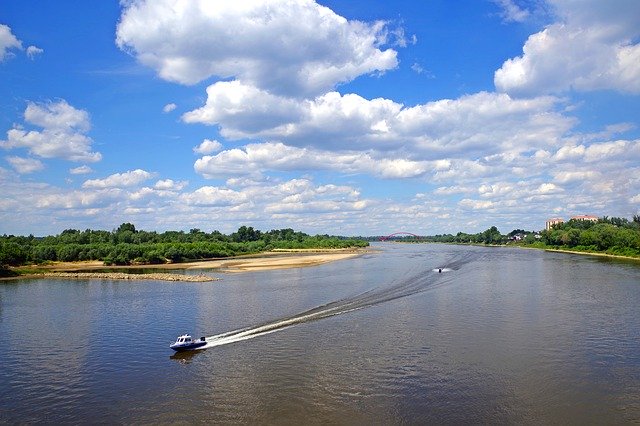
<box><xmin>176</xmin><ymin>334</ymin><xmax>193</xmax><ymax>343</ymax></box>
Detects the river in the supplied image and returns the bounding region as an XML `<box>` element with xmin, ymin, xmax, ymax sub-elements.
<box><xmin>1</xmin><ymin>243</ymin><xmax>639</xmax><ymax>424</ymax></box>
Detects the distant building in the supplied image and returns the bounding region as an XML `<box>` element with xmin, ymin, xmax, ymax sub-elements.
<box><xmin>570</xmin><ymin>215</ymin><xmax>598</xmax><ymax>223</ymax></box>
<box><xmin>546</xmin><ymin>218</ymin><xmax>564</xmax><ymax>230</ymax></box>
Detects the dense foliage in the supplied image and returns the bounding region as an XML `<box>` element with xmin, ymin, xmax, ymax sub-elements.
<box><xmin>0</xmin><ymin>224</ymin><xmax>368</xmax><ymax>268</ymax></box>
<box><xmin>539</xmin><ymin>216</ymin><xmax>640</xmax><ymax>257</ymax></box>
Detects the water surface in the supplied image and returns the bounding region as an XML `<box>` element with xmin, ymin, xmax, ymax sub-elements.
<box><xmin>1</xmin><ymin>244</ymin><xmax>639</xmax><ymax>424</ymax></box>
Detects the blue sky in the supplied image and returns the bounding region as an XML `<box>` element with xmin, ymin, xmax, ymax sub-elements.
<box><xmin>1</xmin><ymin>0</ymin><xmax>639</xmax><ymax>236</ymax></box>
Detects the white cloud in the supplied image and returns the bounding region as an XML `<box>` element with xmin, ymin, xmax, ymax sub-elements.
<box><xmin>182</xmin><ymin>81</ymin><xmax>304</xmax><ymax>133</ymax></box>
<box><xmin>552</xmin><ymin>170</ymin><xmax>600</xmax><ymax>184</ymax></box>
<box><xmin>583</xmin><ymin>140</ymin><xmax>632</xmax><ymax>162</ymax></box>
<box><xmin>35</xmin><ymin>189</ymin><xmax>123</xmax><ymax>209</ymax></box>
<box><xmin>162</xmin><ymin>103</ymin><xmax>176</xmax><ymax>113</ymax></box>
<box><xmin>495</xmin><ymin>0</ymin><xmax>640</xmax><ymax>95</ymax></box>
<box><xmin>26</xmin><ymin>45</ymin><xmax>43</xmax><ymax>59</ymax></box>
<box><xmin>116</xmin><ymin>0</ymin><xmax>398</xmax><ymax>96</ymax></box>
<box><xmin>180</xmin><ymin>186</ymin><xmax>248</xmax><ymax>207</ymax></box>
<box><xmin>458</xmin><ymin>199</ymin><xmax>496</xmax><ymax>210</ymax></box>
<box><xmin>82</xmin><ymin>169</ymin><xmax>153</xmax><ymax>189</ymax></box>
<box><xmin>69</xmin><ymin>165</ymin><xmax>93</xmax><ymax>175</ymax></box>
<box><xmin>185</xmin><ymin>86</ymin><xmax>572</xmax><ymax>157</ymax></box>
<box><xmin>0</xmin><ymin>100</ymin><xmax>101</xmax><ymax>162</ymax></box>
<box><xmin>410</xmin><ymin>62</ymin><xmax>435</xmax><ymax>78</ymax></box>
<box><xmin>193</xmin><ymin>138</ymin><xmax>222</xmax><ymax>155</ymax></box>
<box><xmin>478</xmin><ymin>182</ymin><xmax>514</xmax><ymax>198</ymax></box>
<box><xmin>0</xmin><ymin>24</ymin><xmax>22</xmax><ymax>61</ymax></box>
<box><xmin>154</xmin><ymin>179</ymin><xmax>188</xmax><ymax>191</ymax></box>
<box><xmin>536</xmin><ymin>182</ymin><xmax>562</xmax><ymax>194</ymax></box>
<box><xmin>128</xmin><ymin>186</ymin><xmax>183</xmax><ymax>201</ymax></box>
<box><xmin>194</xmin><ymin>141</ymin><xmax>430</xmax><ymax>180</ymax></box>
<box><xmin>493</xmin><ymin>0</ymin><xmax>530</xmax><ymax>23</ymax></box>
<box><xmin>553</xmin><ymin>139</ymin><xmax>639</xmax><ymax>163</ymax></box>
<box><xmin>6</xmin><ymin>156</ymin><xmax>44</xmax><ymax>174</ymax></box>
<box><xmin>434</xmin><ymin>186</ymin><xmax>472</xmax><ymax>195</ymax></box>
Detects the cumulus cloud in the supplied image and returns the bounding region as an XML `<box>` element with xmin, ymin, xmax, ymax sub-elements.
<box><xmin>459</xmin><ymin>199</ymin><xmax>496</xmax><ymax>210</ymax></box>
<box><xmin>184</xmin><ymin>86</ymin><xmax>572</xmax><ymax>156</ymax></box>
<box><xmin>6</xmin><ymin>156</ymin><xmax>44</xmax><ymax>174</ymax></box>
<box><xmin>116</xmin><ymin>0</ymin><xmax>398</xmax><ymax>96</ymax></box>
<box><xmin>553</xmin><ymin>139</ymin><xmax>640</xmax><ymax>163</ymax></box>
<box><xmin>194</xmin><ymin>141</ymin><xmax>430</xmax><ymax>179</ymax></box>
<box><xmin>154</xmin><ymin>179</ymin><xmax>187</xmax><ymax>191</ymax></box>
<box><xmin>162</xmin><ymin>103</ymin><xmax>176</xmax><ymax>113</ymax></box>
<box><xmin>175</xmin><ymin>177</ymin><xmax>370</xmax><ymax>222</ymax></box>
<box><xmin>179</xmin><ymin>186</ymin><xmax>248</xmax><ymax>207</ymax></box>
<box><xmin>193</xmin><ymin>138</ymin><xmax>222</xmax><ymax>155</ymax></box>
<box><xmin>495</xmin><ymin>0</ymin><xmax>640</xmax><ymax>95</ymax></box>
<box><xmin>69</xmin><ymin>165</ymin><xmax>93</xmax><ymax>175</ymax></box>
<box><xmin>182</xmin><ymin>81</ymin><xmax>304</xmax><ymax>133</ymax></box>
<box><xmin>253</xmin><ymin>178</ymin><xmax>366</xmax><ymax>214</ymax></box>
<box><xmin>0</xmin><ymin>24</ymin><xmax>22</xmax><ymax>61</ymax></box>
<box><xmin>0</xmin><ymin>100</ymin><xmax>102</xmax><ymax>162</ymax></box>
<box><xmin>82</xmin><ymin>169</ymin><xmax>153</xmax><ymax>189</ymax></box>
<box><xmin>26</xmin><ymin>45</ymin><xmax>43</xmax><ymax>59</ymax></box>
<box><xmin>552</xmin><ymin>170</ymin><xmax>600</xmax><ymax>184</ymax></box>
<box><xmin>35</xmin><ymin>189</ymin><xmax>124</xmax><ymax>209</ymax></box>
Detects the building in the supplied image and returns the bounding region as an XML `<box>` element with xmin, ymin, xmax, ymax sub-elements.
<box><xmin>546</xmin><ymin>218</ymin><xmax>564</xmax><ymax>230</ymax></box>
<box><xmin>570</xmin><ymin>215</ymin><xmax>599</xmax><ymax>223</ymax></box>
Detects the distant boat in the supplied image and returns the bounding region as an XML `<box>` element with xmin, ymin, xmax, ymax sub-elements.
<box><xmin>170</xmin><ymin>334</ymin><xmax>207</xmax><ymax>352</ymax></box>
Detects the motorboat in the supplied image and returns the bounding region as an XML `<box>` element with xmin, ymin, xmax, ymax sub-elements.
<box><xmin>170</xmin><ymin>334</ymin><xmax>207</xmax><ymax>352</ymax></box>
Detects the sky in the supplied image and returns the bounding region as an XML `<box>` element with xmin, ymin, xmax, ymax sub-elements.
<box><xmin>1</xmin><ymin>0</ymin><xmax>639</xmax><ymax>237</ymax></box>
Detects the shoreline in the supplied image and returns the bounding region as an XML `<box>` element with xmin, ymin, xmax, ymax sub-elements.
<box><xmin>514</xmin><ymin>244</ymin><xmax>640</xmax><ymax>261</ymax></box>
<box><xmin>538</xmin><ymin>247</ymin><xmax>640</xmax><ymax>261</ymax></box>
<box><xmin>2</xmin><ymin>248</ymin><xmax>369</xmax><ymax>282</ymax></box>
<box><xmin>40</xmin><ymin>272</ymin><xmax>218</xmax><ymax>282</ymax></box>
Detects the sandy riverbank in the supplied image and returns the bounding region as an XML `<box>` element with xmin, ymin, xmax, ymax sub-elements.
<box><xmin>541</xmin><ymin>247</ymin><xmax>640</xmax><ymax>261</ymax></box>
<box><xmin>515</xmin><ymin>245</ymin><xmax>640</xmax><ymax>261</ymax></box>
<box><xmin>4</xmin><ymin>248</ymin><xmax>368</xmax><ymax>281</ymax></box>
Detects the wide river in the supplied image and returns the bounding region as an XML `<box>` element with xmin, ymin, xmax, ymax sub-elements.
<box><xmin>1</xmin><ymin>243</ymin><xmax>639</xmax><ymax>424</ymax></box>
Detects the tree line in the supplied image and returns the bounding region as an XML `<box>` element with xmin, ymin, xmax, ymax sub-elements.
<box><xmin>0</xmin><ymin>223</ymin><xmax>369</xmax><ymax>269</ymax></box>
<box><xmin>364</xmin><ymin>215</ymin><xmax>640</xmax><ymax>258</ymax></box>
<box><xmin>538</xmin><ymin>216</ymin><xmax>640</xmax><ymax>257</ymax></box>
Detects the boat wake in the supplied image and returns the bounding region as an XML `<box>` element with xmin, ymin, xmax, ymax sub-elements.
<box><xmin>196</xmin><ymin>251</ymin><xmax>479</xmax><ymax>349</ymax></box>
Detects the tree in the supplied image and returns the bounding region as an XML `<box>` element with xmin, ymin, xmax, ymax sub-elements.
<box><xmin>480</xmin><ymin>226</ymin><xmax>503</xmax><ymax>244</ymax></box>
<box><xmin>0</xmin><ymin>242</ymin><xmax>28</xmax><ymax>266</ymax></box>
<box><xmin>115</xmin><ymin>223</ymin><xmax>137</xmax><ymax>234</ymax></box>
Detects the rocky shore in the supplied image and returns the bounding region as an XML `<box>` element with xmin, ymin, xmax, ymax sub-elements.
<box><xmin>42</xmin><ymin>272</ymin><xmax>218</xmax><ymax>282</ymax></box>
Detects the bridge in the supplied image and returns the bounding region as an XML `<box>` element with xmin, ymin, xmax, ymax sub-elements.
<box><xmin>379</xmin><ymin>232</ymin><xmax>424</xmax><ymax>241</ymax></box>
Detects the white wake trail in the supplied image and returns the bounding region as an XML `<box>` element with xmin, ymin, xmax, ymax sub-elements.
<box><xmin>189</xmin><ymin>251</ymin><xmax>475</xmax><ymax>350</ymax></box>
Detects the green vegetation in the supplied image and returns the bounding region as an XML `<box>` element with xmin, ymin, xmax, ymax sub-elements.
<box><xmin>367</xmin><ymin>215</ymin><xmax>640</xmax><ymax>259</ymax></box>
<box><xmin>537</xmin><ymin>216</ymin><xmax>640</xmax><ymax>257</ymax></box>
<box><xmin>0</xmin><ymin>224</ymin><xmax>369</xmax><ymax>269</ymax></box>
<box><xmin>369</xmin><ymin>226</ymin><xmax>532</xmax><ymax>245</ymax></box>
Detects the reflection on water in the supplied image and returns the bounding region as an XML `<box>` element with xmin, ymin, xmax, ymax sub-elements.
<box><xmin>1</xmin><ymin>243</ymin><xmax>639</xmax><ymax>424</ymax></box>
<box><xmin>170</xmin><ymin>350</ymin><xmax>206</xmax><ymax>364</ymax></box>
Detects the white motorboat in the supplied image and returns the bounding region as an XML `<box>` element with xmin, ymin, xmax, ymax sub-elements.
<box><xmin>170</xmin><ymin>334</ymin><xmax>207</xmax><ymax>352</ymax></box>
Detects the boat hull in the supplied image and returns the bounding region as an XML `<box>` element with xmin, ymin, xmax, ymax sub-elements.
<box><xmin>170</xmin><ymin>340</ymin><xmax>207</xmax><ymax>352</ymax></box>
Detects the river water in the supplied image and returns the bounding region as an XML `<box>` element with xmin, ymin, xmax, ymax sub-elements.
<box><xmin>1</xmin><ymin>243</ymin><xmax>639</xmax><ymax>424</ymax></box>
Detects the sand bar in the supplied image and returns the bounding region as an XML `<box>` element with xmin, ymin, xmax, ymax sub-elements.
<box><xmin>42</xmin><ymin>272</ymin><xmax>217</xmax><ymax>282</ymax></box>
<box><xmin>4</xmin><ymin>249</ymin><xmax>368</xmax><ymax>281</ymax></box>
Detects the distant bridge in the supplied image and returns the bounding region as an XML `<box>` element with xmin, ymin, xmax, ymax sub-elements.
<box><xmin>379</xmin><ymin>232</ymin><xmax>424</xmax><ymax>241</ymax></box>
